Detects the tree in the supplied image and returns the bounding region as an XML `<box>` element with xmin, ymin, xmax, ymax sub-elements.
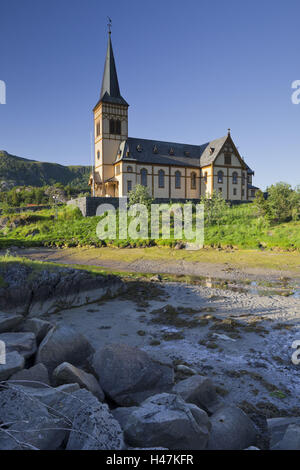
<box><xmin>128</xmin><ymin>184</ymin><xmax>154</xmax><ymax>210</ymax></box>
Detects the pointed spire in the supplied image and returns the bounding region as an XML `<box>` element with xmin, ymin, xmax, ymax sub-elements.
<box><xmin>99</xmin><ymin>32</ymin><xmax>128</xmax><ymax>106</ymax></box>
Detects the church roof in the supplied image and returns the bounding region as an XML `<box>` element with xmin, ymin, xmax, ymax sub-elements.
<box><xmin>199</xmin><ymin>135</ymin><xmax>228</xmax><ymax>166</ymax></box>
<box><xmin>94</xmin><ymin>33</ymin><xmax>128</xmax><ymax>109</ymax></box>
<box><xmin>115</xmin><ymin>137</ymin><xmax>209</xmax><ymax>168</ymax></box>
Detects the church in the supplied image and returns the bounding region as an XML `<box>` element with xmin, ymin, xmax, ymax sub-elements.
<box><xmin>89</xmin><ymin>32</ymin><xmax>258</xmax><ymax>202</ymax></box>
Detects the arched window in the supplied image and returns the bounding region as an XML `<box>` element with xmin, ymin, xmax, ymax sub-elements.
<box><xmin>141</xmin><ymin>168</ymin><xmax>148</xmax><ymax>187</ymax></box>
<box><xmin>217</xmin><ymin>171</ymin><xmax>224</xmax><ymax>184</ymax></box>
<box><xmin>191</xmin><ymin>172</ymin><xmax>196</xmax><ymax>189</ymax></box>
<box><xmin>97</xmin><ymin>150</ymin><xmax>100</xmax><ymax>160</ymax></box>
<box><xmin>204</xmin><ymin>172</ymin><xmax>208</xmax><ymax>184</ymax></box>
<box><xmin>232</xmin><ymin>172</ymin><xmax>238</xmax><ymax>184</ymax></box>
<box><xmin>96</xmin><ymin>121</ymin><xmax>100</xmax><ymax>137</ymax></box>
<box><xmin>175</xmin><ymin>171</ymin><xmax>181</xmax><ymax>189</ymax></box>
<box><xmin>158</xmin><ymin>169</ymin><xmax>165</xmax><ymax>188</ymax></box>
<box><xmin>127</xmin><ymin>166</ymin><xmax>133</xmax><ymax>173</ymax></box>
<box><xmin>115</xmin><ymin>120</ymin><xmax>121</xmax><ymax>135</ymax></box>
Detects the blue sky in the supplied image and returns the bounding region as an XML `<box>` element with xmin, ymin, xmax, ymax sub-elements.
<box><xmin>1</xmin><ymin>0</ymin><xmax>299</xmax><ymax>190</ymax></box>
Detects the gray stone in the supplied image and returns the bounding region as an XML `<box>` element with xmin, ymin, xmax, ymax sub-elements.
<box><xmin>35</xmin><ymin>325</ymin><xmax>94</xmax><ymax>375</ymax></box>
<box><xmin>92</xmin><ymin>343</ymin><xmax>174</xmax><ymax>406</ymax></box>
<box><xmin>7</xmin><ymin>383</ymin><xmax>81</xmax><ymax>411</ymax></box>
<box><xmin>0</xmin><ymin>332</ymin><xmax>36</xmax><ymax>358</ymax></box>
<box><xmin>0</xmin><ymin>312</ymin><xmax>23</xmax><ymax>333</ymax></box>
<box><xmin>20</xmin><ymin>318</ymin><xmax>53</xmax><ymax>344</ymax></box>
<box><xmin>207</xmin><ymin>405</ymin><xmax>258</xmax><ymax>450</ymax></box>
<box><xmin>0</xmin><ymin>387</ymin><xmax>66</xmax><ymax>450</ymax></box>
<box><xmin>122</xmin><ymin>393</ymin><xmax>211</xmax><ymax>450</ymax></box>
<box><xmin>58</xmin><ymin>389</ymin><xmax>124</xmax><ymax>450</ymax></box>
<box><xmin>112</xmin><ymin>406</ymin><xmax>139</xmax><ymax>429</ymax></box>
<box><xmin>53</xmin><ymin>362</ymin><xmax>104</xmax><ymax>401</ymax></box>
<box><xmin>9</xmin><ymin>363</ymin><xmax>50</xmax><ymax>388</ymax></box>
<box><xmin>267</xmin><ymin>417</ymin><xmax>300</xmax><ymax>448</ymax></box>
<box><xmin>172</xmin><ymin>375</ymin><xmax>221</xmax><ymax>414</ymax></box>
<box><xmin>272</xmin><ymin>424</ymin><xmax>300</xmax><ymax>450</ymax></box>
<box><xmin>0</xmin><ymin>351</ymin><xmax>25</xmax><ymax>381</ymax></box>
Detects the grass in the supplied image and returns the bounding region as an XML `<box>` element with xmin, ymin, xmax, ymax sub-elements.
<box><xmin>0</xmin><ymin>204</ymin><xmax>300</xmax><ymax>272</ymax></box>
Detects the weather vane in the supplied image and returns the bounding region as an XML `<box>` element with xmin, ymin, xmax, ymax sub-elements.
<box><xmin>107</xmin><ymin>17</ymin><xmax>112</xmax><ymax>34</ymax></box>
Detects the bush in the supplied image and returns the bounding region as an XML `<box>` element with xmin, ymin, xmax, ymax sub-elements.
<box><xmin>128</xmin><ymin>184</ymin><xmax>154</xmax><ymax>210</ymax></box>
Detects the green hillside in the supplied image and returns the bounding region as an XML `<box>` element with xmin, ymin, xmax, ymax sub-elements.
<box><xmin>0</xmin><ymin>151</ymin><xmax>91</xmax><ymax>189</ymax></box>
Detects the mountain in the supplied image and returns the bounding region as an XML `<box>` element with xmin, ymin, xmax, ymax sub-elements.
<box><xmin>0</xmin><ymin>151</ymin><xmax>91</xmax><ymax>190</ymax></box>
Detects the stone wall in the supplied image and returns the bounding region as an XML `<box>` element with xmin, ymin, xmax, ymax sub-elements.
<box><xmin>68</xmin><ymin>197</ymin><xmax>252</xmax><ymax>217</ymax></box>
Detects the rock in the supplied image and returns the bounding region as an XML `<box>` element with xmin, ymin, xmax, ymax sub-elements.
<box><xmin>121</xmin><ymin>393</ymin><xmax>211</xmax><ymax>450</ymax></box>
<box><xmin>0</xmin><ymin>351</ymin><xmax>25</xmax><ymax>381</ymax></box>
<box><xmin>0</xmin><ymin>312</ymin><xmax>23</xmax><ymax>333</ymax></box>
<box><xmin>244</xmin><ymin>446</ymin><xmax>260</xmax><ymax>450</ymax></box>
<box><xmin>172</xmin><ymin>375</ymin><xmax>221</xmax><ymax>414</ymax></box>
<box><xmin>112</xmin><ymin>406</ymin><xmax>139</xmax><ymax>429</ymax></box>
<box><xmin>267</xmin><ymin>417</ymin><xmax>300</xmax><ymax>448</ymax></box>
<box><xmin>92</xmin><ymin>343</ymin><xmax>174</xmax><ymax>406</ymax></box>
<box><xmin>175</xmin><ymin>364</ymin><xmax>197</xmax><ymax>375</ymax></box>
<box><xmin>8</xmin><ymin>383</ymin><xmax>81</xmax><ymax>410</ymax></box>
<box><xmin>65</xmin><ymin>389</ymin><xmax>124</xmax><ymax>450</ymax></box>
<box><xmin>0</xmin><ymin>332</ymin><xmax>36</xmax><ymax>358</ymax></box>
<box><xmin>35</xmin><ymin>325</ymin><xmax>94</xmax><ymax>375</ymax></box>
<box><xmin>0</xmin><ymin>387</ymin><xmax>66</xmax><ymax>450</ymax></box>
<box><xmin>207</xmin><ymin>405</ymin><xmax>258</xmax><ymax>450</ymax></box>
<box><xmin>272</xmin><ymin>424</ymin><xmax>300</xmax><ymax>450</ymax></box>
<box><xmin>53</xmin><ymin>362</ymin><xmax>104</xmax><ymax>401</ymax></box>
<box><xmin>9</xmin><ymin>363</ymin><xmax>50</xmax><ymax>388</ymax></box>
<box><xmin>20</xmin><ymin>318</ymin><xmax>53</xmax><ymax>344</ymax></box>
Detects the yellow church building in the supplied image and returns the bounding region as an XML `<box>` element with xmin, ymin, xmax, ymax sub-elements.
<box><xmin>89</xmin><ymin>32</ymin><xmax>258</xmax><ymax>202</ymax></box>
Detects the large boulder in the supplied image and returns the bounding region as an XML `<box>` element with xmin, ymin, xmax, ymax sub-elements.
<box><xmin>9</xmin><ymin>363</ymin><xmax>50</xmax><ymax>388</ymax></box>
<box><xmin>20</xmin><ymin>318</ymin><xmax>53</xmax><ymax>344</ymax></box>
<box><xmin>121</xmin><ymin>393</ymin><xmax>211</xmax><ymax>450</ymax></box>
<box><xmin>267</xmin><ymin>417</ymin><xmax>300</xmax><ymax>448</ymax></box>
<box><xmin>0</xmin><ymin>387</ymin><xmax>66</xmax><ymax>450</ymax></box>
<box><xmin>35</xmin><ymin>325</ymin><xmax>94</xmax><ymax>375</ymax></box>
<box><xmin>0</xmin><ymin>312</ymin><xmax>23</xmax><ymax>333</ymax></box>
<box><xmin>207</xmin><ymin>405</ymin><xmax>258</xmax><ymax>450</ymax></box>
<box><xmin>92</xmin><ymin>344</ymin><xmax>174</xmax><ymax>406</ymax></box>
<box><xmin>65</xmin><ymin>389</ymin><xmax>124</xmax><ymax>450</ymax></box>
<box><xmin>0</xmin><ymin>332</ymin><xmax>36</xmax><ymax>358</ymax></box>
<box><xmin>0</xmin><ymin>351</ymin><xmax>25</xmax><ymax>381</ymax></box>
<box><xmin>272</xmin><ymin>424</ymin><xmax>300</xmax><ymax>450</ymax></box>
<box><xmin>172</xmin><ymin>375</ymin><xmax>221</xmax><ymax>414</ymax></box>
<box><xmin>53</xmin><ymin>362</ymin><xmax>104</xmax><ymax>401</ymax></box>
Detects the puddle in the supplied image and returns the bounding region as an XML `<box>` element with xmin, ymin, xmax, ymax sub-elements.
<box><xmin>169</xmin><ymin>274</ymin><xmax>300</xmax><ymax>298</ymax></box>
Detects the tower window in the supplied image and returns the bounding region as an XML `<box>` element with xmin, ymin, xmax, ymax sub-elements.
<box><xmin>115</xmin><ymin>120</ymin><xmax>121</xmax><ymax>135</ymax></box>
<box><xmin>232</xmin><ymin>172</ymin><xmax>238</xmax><ymax>184</ymax></box>
<box><xmin>175</xmin><ymin>171</ymin><xmax>181</xmax><ymax>189</ymax></box>
<box><xmin>158</xmin><ymin>169</ymin><xmax>165</xmax><ymax>188</ymax></box>
<box><xmin>127</xmin><ymin>180</ymin><xmax>132</xmax><ymax>192</ymax></box>
<box><xmin>141</xmin><ymin>168</ymin><xmax>148</xmax><ymax>187</ymax></box>
<box><xmin>109</xmin><ymin>119</ymin><xmax>115</xmax><ymax>134</ymax></box>
<box><xmin>191</xmin><ymin>172</ymin><xmax>196</xmax><ymax>189</ymax></box>
<box><xmin>217</xmin><ymin>171</ymin><xmax>224</xmax><ymax>184</ymax></box>
<box><xmin>96</xmin><ymin>121</ymin><xmax>100</xmax><ymax>137</ymax></box>
<box><xmin>204</xmin><ymin>172</ymin><xmax>208</xmax><ymax>184</ymax></box>
<box><xmin>127</xmin><ymin>166</ymin><xmax>133</xmax><ymax>173</ymax></box>
<box><xmin>97</xmin><ymin>150</ymin><xmax>100</xmax><ymax>160</ymax></box>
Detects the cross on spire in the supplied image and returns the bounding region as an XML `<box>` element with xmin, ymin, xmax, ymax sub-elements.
<box><xmin>107</xmin><ymin>17</ymin><xmax>112</xmax><ymax>34</ymax></box>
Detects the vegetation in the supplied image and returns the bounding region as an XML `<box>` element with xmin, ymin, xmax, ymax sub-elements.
<box><xmin>254</xmin><ymin>183</ymin><xmax>300</xmax><ymax>223</ymax></box>
<box><xmin>0</xmin><ymin>151</ymin><xmax>90</xmax><ymax>189</ymax></box>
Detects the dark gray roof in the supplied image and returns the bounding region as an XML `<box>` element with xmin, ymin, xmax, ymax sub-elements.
<box><xmin>94</xmin><ymin>33</ymin><xmax>128</xmax><ymax>108</ymax></box>
<box><xmin>115</xmin><ymin>137</ymin><xmax>209</xmax><ymax>168</ymax></box>
<box><xmin>199</xmin><ymin>135</ymin><xmax>228</xmax><ymax>166</ymax></box>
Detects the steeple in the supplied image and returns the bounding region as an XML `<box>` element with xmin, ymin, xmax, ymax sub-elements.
<box><xmin>99</xmin><ymin>32</ymin><xmax>128</xmax><ymax>106</ymax></box>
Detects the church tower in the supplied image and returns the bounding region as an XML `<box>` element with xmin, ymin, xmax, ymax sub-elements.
<box><xmin>92</xmin><ymin>31</ymin><xmax>129</xmax><ymax>196</ymax></box>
